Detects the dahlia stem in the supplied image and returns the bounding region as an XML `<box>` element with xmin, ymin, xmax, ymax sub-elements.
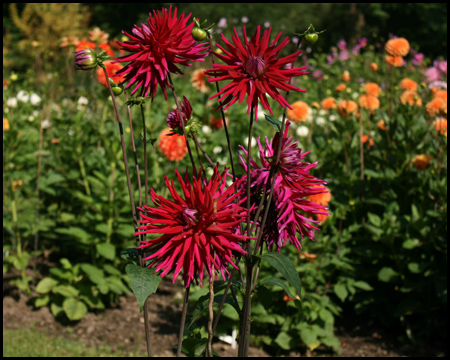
<box><xmin>206</xmin><ymin>262</ymin><xmax>215</xmax><ymax>357</ymax></box>
<box><xmin>140</xmin><ymin>104</ymin><xmax>149</xmax><ymax>206</ymax></box>
<box><xmin>167</xmin><ymin>73</ymin><xmax>198</xmax><ymax>177</ymax></box>
<box><xmin>192</xmin><ymin>133</ymin><xmax>215</xmax><ymax>168</ymax></box>
<box><xmin>102</xmin><ymin>67</ymin><xmax>153</xmax><ymax>357</ymax></box>
<box><xmin>207</xmin><ymin>34</ymin><xmax>237</xmax><ymax>180</ymax></box>
<box><xmin>177</xmin><ymin>286</ymin><xmax>190</xmax><ymax>357</ymax></box>
<box><xmin>360</xmin><ymin>110</ymin><xmax>365</xmax><ymax>181</ymax></box>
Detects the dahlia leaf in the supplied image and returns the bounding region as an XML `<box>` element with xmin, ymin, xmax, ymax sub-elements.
<box><xmin>120</xmin><ymin>248</ymin><xmax>140</xmax><ymax>265</ymax></box>
<box><xmin>260</xmin><ymin>277</ymin><xmax>302</xmax><ymax>311</ymax></box>
<box><xmin>125</xmin><ymin>264</ymin><xmax>162</xmax><ymax>312</ymax></box>
<box><xmin>63</xmin><ymin>297</ymin><xmax>88</xmax><ymax>321</ymax></box>
<box><xmin>258</xmin><ymin>252</ymin><xmax>302</xmax><ymax>301</ymax></box>
<box><xmin>96</xmin><ymin>242</ymin><xmax>116</xmax><ymax>261</ymax></box>
<box><xmin>263</xmin><ymin>114</ymin><xmax>282</xmax><ymax>132</ymax></box>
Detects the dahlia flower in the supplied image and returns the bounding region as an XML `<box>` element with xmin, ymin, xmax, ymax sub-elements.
<box><xmin>364</xmin><ymin>83</ymin><xmax>381</xmax><ymax>97</ymax></box>
<box><xmin>204</xmin><ymin>25</ymin><xmax>308</xmax><ymax>115</ymax></box>
<box><xmin>337</xmin><ymin>100</ymin><xmax>358</xmax><ymax>117</ymax></box>
<box><xmin>96</xmin><ymin>60</ymin><xmax>125</xmax><ymax>87</ymax></box>
<box><xmin>190</xmin><ymin>68</ymin><xmax>210</xmax><ymax>93</ymax></box>
<box><xmin>135</xmin><ymin>167</ymin><xmax>250</xmax><ymax>287</ymax></box>
<box><xmin>113</xmin><ymin>6</ymin><xmax>209</xmax><ymax>100</ymax></box>
<box><xmin>399</xmin><ymin>78</ymin><xmax>418</xmax><ymax>92</ymax></box>
<box><xmin>166</xmin><ymin>96</ymin><xmax>192</xmax><ymax>129</ymax></box>
<box><xmin>433</xmin><ymin>118</ymin><xmax>447</xmax><ymax>136</ymax></box>
<box><xmin>400</xmin><ymin>91</ymin><xmax>422</xmax><ymax>107</ymax></box>
<box><xmin>158</xmin><ymin>128</ymin><xmax>188</xmax><ymax>161</ymax></box>
<box><xmin>412</xmin><ymin>154</ymin><xmax>433</xmax><ymax>171</ymax></box>
<box><xmin>358</xmin><ymin>94</ymin><xmax>380</xmax><ymax>113</ymax></box>
<box><xmin>239</xmin><ymin>124</ymin><xmax>329</xmax><ymax>252</ymax></box>
<box><xmin>385</xmin><ymin>37</ymin><xmax>410</xmax><ymax>57</ymax></box>
<box><xmin>287</xmin><ymin>101</ymin><xmax>310</xmax><ymax>123</ymax></box>
<box><xmin>320</xmin><ymin>97</ymin><xmax>337</xmax><ymax>111</ymax></box>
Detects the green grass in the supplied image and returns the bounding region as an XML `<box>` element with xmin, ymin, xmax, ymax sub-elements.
<box><xmin>3</xmin><ymin>326</ymin><xmax>144</xmax><ymax>357</ymax></box>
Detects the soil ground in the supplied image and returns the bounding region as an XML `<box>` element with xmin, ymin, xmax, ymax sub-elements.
<box><xmin>2</xmin><ymin>276</ymin><xmax>444</xmax><ymax>357</ymax></box>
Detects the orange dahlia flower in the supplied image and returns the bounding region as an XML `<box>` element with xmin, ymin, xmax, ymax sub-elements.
<box><xmin>412</xmin><ymin>154</ymin><xmax>433</xmax><ymax>171</ymax></box>
<box><xmin>400</xmin><ymin>91</ymin><xmax>422</xmax><ymax>107</ymax></box>
<box><xmin>426</xmin><ymin>98</ymin><xmax>446</xmax><ymax>117</ymax></box>
<box><xmin>433</xmin><ymin>118</ymin><xmax>447</xmax><ymax>136</ymax></box>
<box><xmin>385</xmin><ymin>55</ymin><xmax>404</xmax><ymax>67</ymax></box>
<box><xmin>3</xmin><ymin>118</ymin><xmax>10</xmax><ymax>131</ymax></box>
<box><xmin>361</xmin><ymin>134</ymin><xmax>375</xmax><ymax>147</ymax></box>
<box><xmin>399</xmin><ymin>78</ymin><xmax>418</xmax><ymax>92</ymax></box>
<box><xmin>96</xmin><ymin>60</ymin><xmax>125</xmax><ymax>87</ymax></box>
<box><xmin>364</xmin><ymin>83</ymin><xmax>381</xmax><ymax>97</ymax></box>
<box><xmin>370</xmin><ymin>62</ymin><xmax>378</xmax><ymax>71</ymax></box>
<box><xmin>337</xmin><ymin>100</ymin><xmax>358</xmax><ymax>117</ymax></box>
<box><xmin>158</xmin><ymin>128</ymin><xmax>188</xmax><ymax>161</ymax></box>
<box><xmin>341</xmin><ymin>71</ymin><xmax>350</xmax><ymax>82</ymax></box>
<box><xmin>190</xmin><ymin>68</ymin><xmax>210</xmax><ymax>93</ymax></box>
<box><xmin>320</xmin><ymin>97</ymin><xmax>337</xmax><ymax>111</ymax></box>
<box><xmin>385</xmin><ymin>37</ymin><xmax>410</xmax><ymax>56</ymax></box>
<box><xmin>358</xmin><ymin>94</ymin><xmax>380</xmax><ymax>113</ymax></box>
<box><xmin>377</xmin><ymin>119</ymin><xmax>386</xmax><ymax>131</ymax></box>
<box><xmin>210</xmin><ymin>116</ymin><xmax>229</xmax><ymax>130</ymax></box>
<box><xmin>335</xmin><ymin>83</ymin><xmax>347</xmax><ymax>92</ymax></box>
<box><xmin>287</xmin><ymin>101</ymin><xmax>310</xmax><ymax>123</ymax></box>
<box><xmin>307</xmin><ymin>185</ymin><xmax>331</xmax><ymax>225</ymax></box>
<box><xmin>433</xmin><ymin>90</ymin><xmax>447</xmax><ymax>103</ymax></box>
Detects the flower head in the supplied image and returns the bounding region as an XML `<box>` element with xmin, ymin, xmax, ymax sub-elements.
<box><xmin>204</xmin><ymin>25</ymin><xmax>308</xmax><ymax>115</ymax></box>
<box><xmin>400</xmin><ymin>91</ymin><xmax>422</xmax><ymax>107</ymax></box>
<box><xmin>377</xmin><ymin>119</ymin><xmax>386</xmax><ymax>130</ymax></box>
<box><xmin>385</xmin><ymin>37</ymin><xmax>410</xmax><ymax>56</ymax></box>
<box><xmin>113</xmin><ymin>6</ymin><xmax>209</xmax><ymax>100</ymax></box>
<box><xmin>135</xmin><ymin>167</ymin><xmax>250</xmax><ymax>287</ymax></box>
<box><xmin>75</xmin><ymin>48</ymin><xmax>98</xmax><ymax>70</ymax></box>
<box><xmin>166</xmin><ymin>96</ymin><xmax>192</xmax><ymax>129</ymax></box>
<box><xmin>337</xmin><ymin>100</ymin><xmax>358</xmax><ymax>117</ymax></box>
<box><xmin>370</xmin><ymin>62</ymin><xmax>378</xmax><ymax>71</ymax></box>
<box><xmin>158</xmin><ymin>128</ymin><xmax>188</xmax><ymax>161</ymax></box>
<box><xmin>96</xmin><ymin>60</ymin><xmax>125</xmax><ymax>87</ymax></box>
<box><xmin>433</xmin><ymin>118</ymin><xmax>447</xmax><ymax>136</ymax></box>
<box><xmin>364</xmin><ymin>83</ymin><xmax>381</xmax><ymax>97</ymax></box>
<box><xmin>320</xmin><ymin>97</ymin><xmax>336</xmax><ymax>111</ymax></box>
<box><xmin>335</xmin><ymin>83</ymin><xmax>347</xmax><ymax>92</ymax></box>
<box><xmin>190</xmin><ymin>68</ymin><xmax>210</xmax><ymax>93</ymax></box>
<box><xmin>426</xmin><ymin>98</ymin><xmax>446</xmax><ymax>117</ymax></box>
<box><xmin>358</xmin><ymin>94</ymin><xmax>380</xmax><ymax>113</ymax></box>
<box><xmin>287</xmin><ymin>101</ymin><xmax>310</xmax><ymax>123</ymax></box>
<box><xmin>399</xmin><ymin>78</ymin><xmax>418</xmax><ymax>91</ymax></box>
<box><xmin>385</xmin><ymin>55</ymin><xmax>404</xmax><ymax>67</ymax></box>
<box><xmin>307</xmin><ymin>184</ymin><xmax>331</xmax><ymax>225</ymax></box>
<box><xmin>412</xmin><ymin>154</ymin><xmax>433</xmax><ymax>171</ymax></box>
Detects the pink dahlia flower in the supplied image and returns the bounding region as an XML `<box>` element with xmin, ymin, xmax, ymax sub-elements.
<box><xmin>204</xmin><ymin>25</ymin><xmax>308</xmax><ymax>115</ymax></box>
<box><xmin>239</xmin><ymin>124</ymin><xmax>329</xmax><ymax>252</ymax></box>
<box><xmin>166</xmin><ymin>96</ymin><xmax>192</xmax><ymax>129</ymax></box>
<box><xmin>135</xmin><ymin>167</ymin><xmax>250</xmax><ymax>288</ymax></box>
<box><xmin>113</xmin><ymin>6</ymin><xmax>209</xmax><ymax>100</ymax></box>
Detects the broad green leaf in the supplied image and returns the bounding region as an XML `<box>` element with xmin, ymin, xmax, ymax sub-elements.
<box><xmin>35</xmin><ymin>277</ymin><xmax>59</xmax><ymax>294</ymax></box>
<box><xmin>52</xmin><ymin>285</ymin><xmax>79</xmax><ymax>297</ymax></box>
<box><xmin>96</xmin><ymin>242</ymin><xmax>116</xmax><ymax>260</ymax></box>
<box><xmin>120</xmin><ymin>248</ymin><xmax>140</xmax><ymax>265</ymax></box>
<box><xmin>51</xmin><ymin>302</ymin><xmax>64</xmax><ymax>317</ymax></box>
<box><xmin>275</xmin><ymin>331</ymin><xmax>293</xmax><ymax>350</ymax></box>
<box><xmin>35</xmin><ymin>295</ymin><xmax>50</xmax><ymax>308</ymax></box>
<box><xmin>60</xmin><ymin>258</ymin><xmax>72</xmax><ymax>269</ymax></box>
<box><xmin>264</xmin><ymin>114</ymin><xmax>282</xmax><ymax>131</ymax></box>
<box><xmin>103</xmin><ymin>263</ymin><xmax>122</xmax><ymax>276</ymax></box>
<box><xmin>258</xmin><ymin>252</ymin><xmax>302</xmax><ymax>299</ymax></box>
<box><xmin>125</xmin><ymin>264</ymin><xmax>162</xmax><ymax>312</ymax></box>
<box><xmin>353</xmin><ymin>281</ymin><xmax>374</xmax><ymax>291</ymax></box>
<box><xmin>334</xmin><ymin>283</ymin><xmax>348</xmax><ymax>302</ymax></box>
<box><xmin>299</xmin><ymin>327</ymin><xmax>318</xmax><ymax>348</ymax></box>
<box><xmin>178</xmin><ymin>337</ymin><xmax>208</xmax><ymax>357</ymax></box>
<box><xmin>367</xmin><ymin>212</ymin><xmax>381</xmax><ymax>227</ymax></box>
<box><xmin>63</xmin><ymin>298</ymin><xmax>88</xmax><ymax>321</ymax></box>
<box><xmin>402</xmin><ymin>238</ymin><xmax>421</xmax><ymax>250</ymax></box>
<box><xmin>378</xmin><ymin>267</ymin><xmax>399</xmax><ymax>282</ymax></box>
<box><xmin>80</xmin><ymin>263</ymin><xmax>104</xmax><ymax>278</ymax></box>
<box><xmin>260</xmin><ymin>277</ymin><xmax>302</xmax><ymax>311</ymax></box>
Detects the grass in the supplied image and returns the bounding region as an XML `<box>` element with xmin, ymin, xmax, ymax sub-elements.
<box><xmin>3</xmin><ymin>325</ymin><xmax>145</xmax><ymax>357</ymax></box>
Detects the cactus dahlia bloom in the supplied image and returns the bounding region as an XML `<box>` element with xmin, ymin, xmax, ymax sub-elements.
<box><xmin>135</xmin><ymin>167</ymin><xmax>250</xmax><ymax>288</ymax></box>
<box><xmin>239</xmin><ymin>124</ymin><xmax>329</xmax><ymax>252</ymax></box>
<box><xmin>113</xmin><ymin>6</ymin><xmax>209</xmax><ymax>100</ymax></box>
<box><xmin>204</xmin><ymin>25</ymin><xmax>308</xmax><ymax>115</ymax></box>
<box><xmin>165</xmin><ymin>96</ymin><xmax>192</xmax><ymax>129</ymax></box>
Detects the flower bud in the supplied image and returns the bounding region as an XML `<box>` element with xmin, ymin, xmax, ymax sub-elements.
<box><xmin>112</xmin><ymin>86</ymin><xmax>123</xmax><ymax>96</ymax></box>
<box><xmin>192</xmin><ymin>27</ymin><xmax>207</xmax><ymax>41</ymax></box>
<box><xmin>75</xmin><ymin>48</ymin><xmax>98</xmax><ymax>70</ymax></box>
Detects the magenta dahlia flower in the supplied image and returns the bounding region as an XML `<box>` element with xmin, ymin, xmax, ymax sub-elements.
<box><xmin>113</xmin><ymin>6</ymin><xmax>209</xmax><ymax>100</ymax></box>
<box><xmin>239</xmin><ymin>123</ymin><xmax>329</xmax><ymax>251</ymax></box>
<box><xmin>135</xmin><ymin>167</ymin><xmax>250</xmax><ymax>288</ymax></box>
<box><xmin>204</xmin><ymin>26</ymin><xmax>308</xmax><ymax>115</ymax></box>
<box><xmin>166</xmin><ymin>96</ymin><xmax>192</xmax><ymax>129</ymax></box>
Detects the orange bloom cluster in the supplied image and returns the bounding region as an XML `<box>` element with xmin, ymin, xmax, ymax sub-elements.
<box><xmin>307</xmin><ymin>185</ymin><xmax>331</xmax><ymax>225</ymax></box>
<box><xmin>385</xmin><ymin>55</ymin><xmax>404</xmax><ymax>67</ymax></box>
<box><xmin>399</xmin><ymin>78</ymin><xmax>418</xmax><ymax>92</ymax></box>
<box><xmin>320</xmin><ymin>97</ymin><xmax>337</xmax><ymax>111</ymax></box>
<box><xmin>385</xmin><ymin>37</ymin><xmax>410</xmax><ymax>57</ymax></box>
<box><xmin>341</xmin><ymin>71</ymin><xmax>350</xmax><ymax>82</ymax></box>
<box><xmin>337</xmin><ymin>100</ymin><xmax>358</xmax><ymax>117</ymax></box>
<box><xmin>364</xmin><ymin>83</ymin><xmax>381</xmax><ymax>97</ymax></box>
<box><xmin>190</xmin><ymin>68</ymin><xmax>210</xmax><ymax>93</ymax></box>
<box><xmin>377</xmin><ymin>119</ymin><xmax>386</xmax><ymax>131</ymax></box>
<box><xmin>358</xmin><ymin>94</ymin><xmax>380</xmax><ymax>113</ymax></box>
<box><xmin>158</xmin><ymin>129</ymin><xmax>188</xmax><ymax>161</ymax></box>
<box><xmin>400</xmin><ymin>90</ymin><xmax>422</xmax><ymax>107</ymax></box>
<box><xmin>335</xmin><ymin>84</ymin><xmax>347</xmax><ymax>92</ymax></box>
<box><xmin>433</xmin><ymin>118</ymin><xmax>447</xmax><ymax>136</ymax></box>
<box><xmin>426</xmin><ymin>98</ymin><xmax>447</xmax><ymax>117</ymax></box>
<box><xmin>433</xmin><ymin>90</ymin><xmax>447</xmax><ymax>103</ymax></box>
<box><xmin>361</xmin><ymin>134</ymin><xmax>375</xmax><ymax>147</ymax></box>
<box><xmin>3</xmin><ymin>118</ymin><xmax>10</xmax><ymax>131</ymax></box>
<box><xmin>210</xmin><ymin>116</ymin><xmax>229</xmax><ymax>130</ymax></box>
<box><xmin>370</xmin><ymin>62</ymin><xmax>378</xmax><ymax>71</ymax></box>
<box><xmin>96</xmin><ymin>60</ymin><xmax>125</xmax><ymax>87</ymax></box>
<box><xmin>287</xmin><ymin>101</ymin><xmax>310</xmax><ymax>123</ymax></box>
<box><xmin>412</xmin><ymin>154</ymin><xmax>433</xmax><ymax>171</ymax></box>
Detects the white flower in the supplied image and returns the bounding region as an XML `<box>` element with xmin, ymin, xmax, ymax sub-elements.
<box><xmin>352</xmin><ymin>92</ymin><xmax>359</xmax><ymax>99</ymax></box>
<box><xmin>68</xmin><ymin>128</ymin><xmax>75</xmax><ymax>136</ymax></box>
<box><xmin>218</xmin><ymin>157</ymin><xmax>228</xmax><ymax>166</ymax></box>
<box><xmin>41</xmin><ymin>119</ymin><xmax>51</xmax><ymax>129</ymax></box>
<box><xmin>264</xmin><ymin>21</ymin><xmax>271</xmax><ymax>28</ymax></box>
<box><xmin>370</xmin><ymin>130</ymin><xmax>376</xmax><ymax>138</ymax></box>
<box><xmin>28</xmin><ymin>115</ymin><xmax>35</xmax><ymax>122</ymax></box>
<box><xmin>318</xmin><ymin>109</ymin><xmax>328</xmax><ymax>116</ymax></box>
<box><xmin>241</xmin><ymin>16</ymin><xmax>249</xmax><ymax>23</ymax></box>
<box><xmin>32</xmin><ymin>110</ymin><xmax>39</xmax><ymax>117</ymax></box>
<box><xmin>213</xmin><ymin>146</ymin><xmax>223</xmax><ymax>154</ymax></box>
<box><xmin>6</xmin><ymin>97</ymin><xmax>18</xmax><ymax>108</ymax></box>
<box><xmin>17</xmin><ymin>90</ymin><xmax>29</xmax><ymax>103</ymax></box>
<box><xmin>329</xmin><ymin>114</ymin><xmax>338</xmax><ymax>122</ymax></box>
<box><xmin>316</xmin><ymin>117</ymin><xmax>326</xmax><ymax>126</ymax></box>
<box><xmin>207</xmin><ymin>167</ymin><xmax>214</xmax><ymax>177</ymax></box>
<box><xmin>77</xmin><ymin>96</ymin><xmax>89</xmax><ymax>105</ymax></box>
<box><xmin>30</xmin><ymin>93</ymin><xmax>42</xmax><ymax>106</ymax></box>
<box><xmin>217</xmin><ymin>17</ymin><xmax>227</xmax><ymax>28</ymax></box>
<box><xmin>244</xmin><ymin>136</ymin><xmax>257</xmax><ymax>147</ymax></box>
<box><xmin>296</xmin><ymin>125</ymin><xmax>309</xmax><ymax>137</ymax></box>
<box><xmin>202</xmin><ymin>125</ymin><xmax>212</xmax><ymax>135</ymax></box>
<box><xmin>257</xmin><ymin>108</ymin><xmax>266</xmax><ymax>121</ymax></box>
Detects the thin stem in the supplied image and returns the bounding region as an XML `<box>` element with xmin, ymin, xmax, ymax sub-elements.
<box><xmin>140</xmin><ymin>104</ymin><xmax>149</xmax><ymax>206</ymax></box>
<box><xmin>167</xmin><ymin>73</ymin><xmax>197</xmax><ymax>177</ymax></box>
<box><xmin>206</xmin><ymin>258</ymin><xmax>215</xmax><ymax>357</ymax></box>
<box><xmin>192</xmin><ymin>133</ymin><xmax>215</xmax><ymax>168</ymax></box>
<box><xmin>177</xmin><ymin>286</ymin><xmax>190</xmax><ymax>357</ymax></box>
<box><xmin>360</xmin><ymin>111</ymin><xmax>365</xmax><ymax>180</ymax></box>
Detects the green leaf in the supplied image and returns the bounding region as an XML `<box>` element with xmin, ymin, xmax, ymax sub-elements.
<box><xmin>402</xmin><ymin>238</ymin><xmax>421</xmax><ymax>250</ymax></box>
<box><xmin>51</xmin><ymin>302</ymin><xmax>64</xmax><ymax>317</ymax></box>
<box><xmin>353</xmin><ymin>281</ymin><xmax>374</xmax><ymax>291</ymax></box>
<box><xmin>264</xmin><ymin>114</ymin><xmax>282</xmax><ymax>131</ymax></box>
<box><xmin>367</xmin><ymin>212</ymin><xmax>381</xmax><ymax>227</ymax></box>
<box><xmin>35</xmin><ymin>277</ymin><xmax>59</xmax><ymax>294</ymax></box>
<box><xmin>378</xmin><ymin>267</ymin><xmax>399</xmax><ymax>282</ymax></box>
<box><xmin>334</xmin><ymin>284</ymin><xmax>348</xmax><ymax>302</ymax></box>
<box><xmin>125</xmin><ymin>264</ymin><xmax>162</xmax><ymax>312</ymax></box>
<box><xmin>96</xmin><ymin>242</ymin><xmax>116</xmax><ymax>260</ymax></box>
<box><xmin>299</xmin><ymin>327</ymin><xmax>318</xmax><ymax>348</ymax></box>
<box><xmin>120</xmin><ymin>248</ymin><xmax>140</xmax><ymax>265</ymax></box>
<box><xmin>63</xmin><ymin>298</ymin><xmax>88</xmax><ymax>321</ymax></box>
<box><xmin>52</xmin><ymin>285</ymin><xmax>79</xmax><ymax>297</ymax></box>
<box><xmin>35</xmin><ymin>295</ymin><xmax>50</xmax><ymax>308</ymax></box>
<box><xmin>275</xmin><ymin>331</ymin><xmax>294</xmax><ymax>350</ymax></box>
<box><xmin>260</xmin><ymin>277</ymin><xmax>302</xmax><ymax>311</ymax></box>
<box><xmin>178</xmin><ymin>337</ymin><xmax>208</xmax><ymax>357</ymax></box>
<box><xmin>258</xmin><ymin>252</ymin><xmax>302</xmax><ymax>299</ymax></box>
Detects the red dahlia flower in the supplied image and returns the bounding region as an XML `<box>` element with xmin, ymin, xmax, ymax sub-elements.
<box><xmin>166</xmin><ymin>96</ymin><xmax>192</xmax><ymax>129</ymax></box>
<box><xmin>204</xmin><ymin>26</ymin><xmax>308</xmax><ymax>115</ymax></box>
<box><xmin>135</xmin><ymin>167</ymin><xmax>250</xmax><ymax>288</ymax></box>
<box><xmin>113</xmin><ymin>6</ymin><xmax>209</xmax><ymax>100</ymax></box>
<box><xmin>239</xmin><ymin>124</ymin><xmax>329</xmax><ymax>251</ymax></box>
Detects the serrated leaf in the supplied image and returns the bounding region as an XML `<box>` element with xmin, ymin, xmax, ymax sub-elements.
<box><xmin>63</xmin><ymin>298</ymin><xmax>88</xmax><ymax>321</ymax></box>
<box><xmin>125</xmin><ymin>264</ymin><xmax>162</xmax><ymax>312</ymax></box>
